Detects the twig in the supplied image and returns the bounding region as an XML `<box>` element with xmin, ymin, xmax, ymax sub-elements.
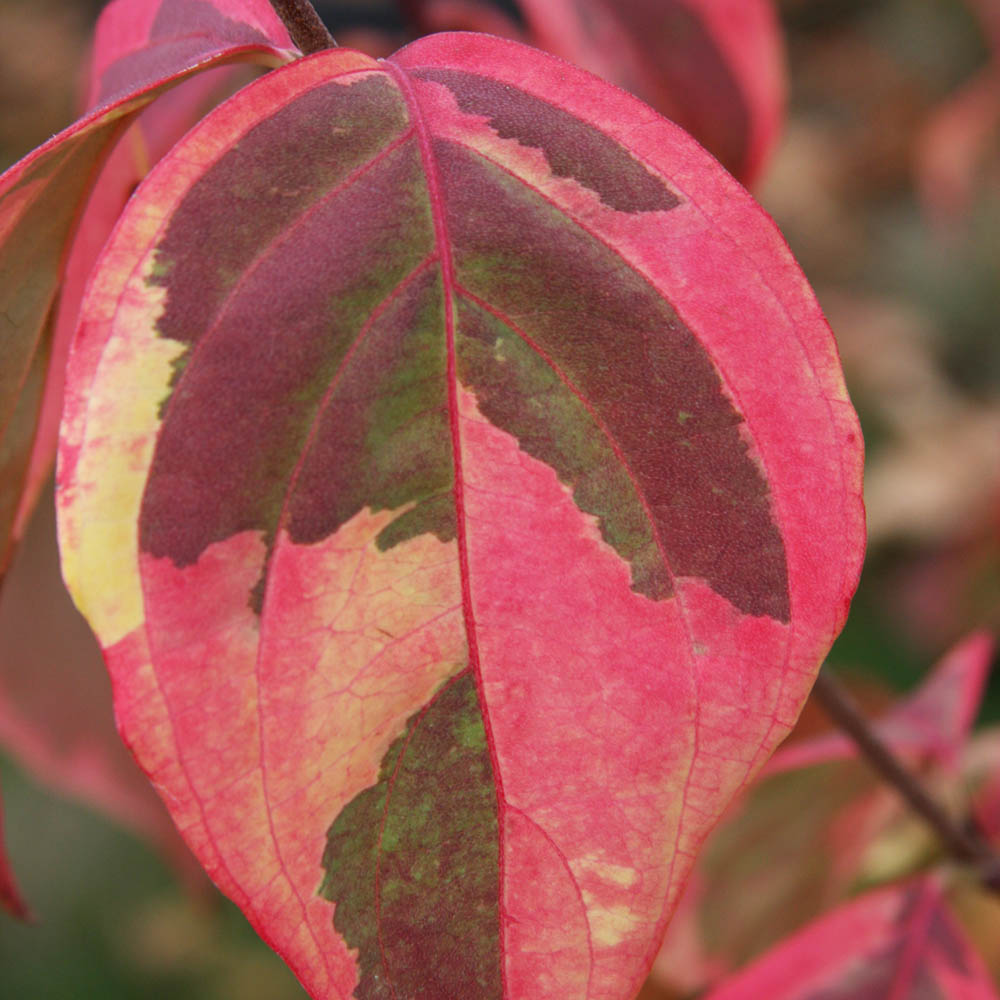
<box><xmin>269</xmin><ymin>0</ymin><xmax>337</xmax><ymax>54</ymax></box>
<box><xmin>812</xmin><ymin>668</ymin><xmax>1000</xmax><ymax>892</ymax></box>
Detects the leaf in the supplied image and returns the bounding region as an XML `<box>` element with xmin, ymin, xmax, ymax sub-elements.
<box><xmin>85</xmin><ymin>0</ymin><xmax>294</xmax><ymax>110</ymax></box>
<box><xmin>515</xmin><ymin>0</ymin><xmax>786</xmax><ymax>185</ymax></box>
<box><xmin>0</xmin><ymin>487</ymin><xmax>205</xmax><ymax>895</ymax></box>
<box><xmin>914</xmin><ymin>0</ymin><xmax>1000</xmax><ymax>230</ymax></box>
<box><xmin>58</xmin><ymin>33</ymin><xmax>864</xmax><ymax>999</ymax></box>
<box><xmin>651</xmin><ymin>637</ymin><xmax>995</xmax><ymax>991</ymax></box>
<box><xmin>663</xmin><ymin>756</ymin><xmax>903</xmax><ymax>986</ymax></box>
<box><xmin>0</xmin><ymin>0</ymin><xmax>295</xmax><ymax>580</ymax></box>
<box><xmin>0</xmin><ymin>1</ymin><xmax>293</xmax><ymax>914</ymax></box>
<box><xmin>11</xmin><ymin>63</ymin><xmax>257</xmax><ymax>573</ymax></box>
<box><xmin>703</xmin><ymin>878</ymin><xmax>1000</xmax><ymax>1000</ymax></box>
<box><xmin>768</xmin><ymin>631</ymin><xmax>995</xmax><ymax>775</ymax></box>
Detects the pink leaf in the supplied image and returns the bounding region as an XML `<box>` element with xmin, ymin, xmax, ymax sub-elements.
<box><xmin>0</xmin><ymin>0</ymin><xmax>295</xmax><ymax>922</ymax></box>
<box><xmin>0</xmin><ymin>0</ymin><xmax>295</xmax><ymax>580</ymax></box>
<box><xmin>768</xmin><ymin>632</ymin><xmax>995</xmax><ymax>775</ymax></box>
<box><xmin>703</xmin><ymin>878</ymin><xmax>1000</xmax><ymax>1000</ymax></box>
<box><xmin>516</xmin><ymin>0</ymin><xmax>786</xmax><ymax>185</ymax></box>
<box><xmin>86</xmin><ymin>0</ymin><xmax>293</xmax><ymax>109</ymax></box>
<box><xmin>58</xmin><ymin>32</ymin><xmax>863</xmax><ymax>998</ymax></box>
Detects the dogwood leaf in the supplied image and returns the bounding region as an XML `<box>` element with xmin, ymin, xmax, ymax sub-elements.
<box><xmin>58</xmin><ymin>33</ymin><xmax>864</xmax><ymax>999</ymax></box>
<box><xmin>516</xmin><ymin>0</ymin><xmax>786</xmax><ymax>185</ymax></box>
<box><xmin>0</xmin><ymin>0</ymin><xmax>294</xmax><ymax>580</ymax></box>
<box><xmin>704</xmin><ymin>878</ymin><xmax>1000</xmax><ymax>1000</ymax></box>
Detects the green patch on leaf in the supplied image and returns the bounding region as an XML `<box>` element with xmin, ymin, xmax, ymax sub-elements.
<box><xmin>320</xmin><ymin>672</ymin><xmax>501</xmax><ymax>999</ymax></box>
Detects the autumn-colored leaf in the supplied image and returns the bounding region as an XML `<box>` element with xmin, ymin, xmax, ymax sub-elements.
<box><xmin>58</xmin><ymin>33</ymin><xmax>863</xmax><ymax>1000</ymax></box>
<box><xmin>516</xmin><ymin>0</ymin><xmax>786</xmax><ymax>185</ymax></box>
<box><xmin>650</xmin><ymin>636</ymin><xmax>994</xmax><ymax>992</ymax></box>
<box><xmin>768</xmin><ymin>632</ymin><xmax>995</xmax><ymax>776</ymax></box>
<box><xmin>0</xmin><ymin>0</ymin><xmax>295</xmax><ymax>581</ymax></box>
<box><xmin>11</xmin><ymin>63</ymin><xmax>256</xmax><ymax>571</ymax></box>
<box><xmin>656</xmin><ymin>756</ymin><xmax>902</xmax><ymax>990</ymax></box>
<box><xmin>0</xmin><ymin>0</ymin><xmax>295</xmax><ymax>929</ymax></box>
<box><xmin>0</xmin><ymin>488</ymin><xmax>204</xmax><ymax>897</ymax></box>
<box><xmin>915</xmin><ymin>0</ymin><xmax>1000</xmax><ymax>230</ymax></box>
<box><xmin>704</xmin><ymin>878</ymin><xmax>1000</xmax><ymax>1000</ymax></box>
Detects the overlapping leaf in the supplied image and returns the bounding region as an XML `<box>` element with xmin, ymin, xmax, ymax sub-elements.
<box><xmin>768</xmin><ymin>631</ymin><xmax>995</xmax><ymax>775</ymax></box>
<box><xmin>704</xmin><ymin>878</ymin><xmax>1000</xmax><ymax>1000</ymax></box>
<box><xmin>58</xmin><ymin>32</ymin><xmax>864</xmax><ymax>999</ymax></box>
<box><xmin>650</xmin><ymin>635</ymin><xmax>995</xmax><ymax>993</ymax></box>
<box><xmin>515</xmin><ymin>0</ymin><xmax>786</xmax><ymax>185</ymax></box>
<box><xmin>0</xmin><ymin>0</ymin><xmax>295</xmax><ymax>582</ymax></box>
<box><xmin>0</xmin><ymin>0</ymin><xmax>295</xmax><ymax>919</ymax></box>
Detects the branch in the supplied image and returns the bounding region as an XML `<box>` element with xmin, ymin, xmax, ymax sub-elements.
<box><xmin>812</xmin><ymin>668</ymin><xmax>1000</xmax><ymax>892</ymax></box>
<box><xmin>269</xmin><ymin>0</ymin><xmax>337</xmax><ymax>54</ymax></box>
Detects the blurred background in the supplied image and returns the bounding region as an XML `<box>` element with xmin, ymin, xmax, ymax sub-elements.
<box><xmin>0</xmin><ymin>0</ymin><xmax>997</xmax><ymax>996</ymax></box>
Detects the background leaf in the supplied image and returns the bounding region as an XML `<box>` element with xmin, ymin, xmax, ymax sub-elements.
<box><xmin>514</xmin><ymin>0</ymin><xmax>786</xmax><ymax>186</ymax></box>
<box><xmin>0</xmin><ymin>0</ymin><xmax>295</xmax><ymax>582</ymax></box>
<box><xmin>703</xmin><ymin>878</ymin><xmax>1000</xmax><ymax>1000</ymax></box>
<box><xmin>650</xmin><ymin>636</ymin><xmax>995</xmax><ymax>994</ymax></box>
<box><xmin>0</xmin><ymin>0</ymin><xmax>295</xmax><ymax>931</ymax></box>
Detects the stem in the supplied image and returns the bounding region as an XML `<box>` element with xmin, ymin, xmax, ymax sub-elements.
<box><xmin>269</xmin><ymin>0</ymin><xmax>337</xmax><ymax>54</ymax></box>
<box><xmin>812</xmin><ymin>668</ymin><xmax>1000</xmax><ymax>893</ymax></box>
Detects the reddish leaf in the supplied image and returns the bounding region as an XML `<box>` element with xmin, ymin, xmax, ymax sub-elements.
<box><xmin>651</xmin><ymin>637</ymin><xmax>994</xmax><ymax>991</ymax></box>
<box><xmin>703</xmin><ymin>878</ymin><xmax>1000</xmax><ymax>1000</ymax></box>
<box><xmin>915</xmin><ymin>0</ymin><xmax>1000</xmax><ymax>229</ymax></box>
<box><xmin>0</xmin><ymin>0</ymin><xmax>293</xmax><ymax>924</ymax></box>
<box><xmin>658</xmin><ymin>756</ymin><xmax>904</xmax><ymax>989</ymax></box>
<box><xmin>86</xmin><ymin>0</ymin><xmax>294</xmax><ymax>110</ymax></box>
<box><xmin>0</xmin><ymin>488</ymin><xmax>204</xmax><ymax>893</ymax></box>
<box><xmin>516</xmin><ymin>0</ymin><xmax>786</xmax><ymax>185</ymax></box>
<box><xmin>58</xmin><ymin>34</ymin><xmax>864</xmax><ymax>999</ymax></box>
<box><xmin>11</xmin><ymin>63</ymin><xmax>256</xmax><ymax>570</ymax></box>
<box><xmin>768</xmin><ymin>631</ymin><xmax>995</xmax><ymax>775</ymax></box>
<box><xmin>0</xmin><ymin>0</ymin><xmax>294</xmax><ymax>580</ymax></box>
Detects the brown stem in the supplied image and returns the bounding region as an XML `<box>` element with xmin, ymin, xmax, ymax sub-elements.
<box><xmin>812</xmin><ymin>669</ymin><xmax>1000</xmax><ymax>893</ymax></box>
<box><xmin>269</xmin><ymin>0</ymin><xmax>337</xmax><ymax>53</ymax></box>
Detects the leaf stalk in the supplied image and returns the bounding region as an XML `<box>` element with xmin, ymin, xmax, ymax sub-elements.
<box><xmin>268</xmin><ymin>0</ymin><xmax>337</xmax><ymax>54</ymax></box>
<box><xmin>812</xmin><ymin>668</ymin><xmax>1000</xmax><ymax>894</ymax></box>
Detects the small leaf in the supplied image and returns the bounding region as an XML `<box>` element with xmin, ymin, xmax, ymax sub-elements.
<box><xmin>703</xmin><ymin>878</ymin><xmax>1000</xmax><ymax>1000</ymax></box>
<box><xmin>516</xmin><ymin>0</ymin><xmax>786</xmax><ymax>185</ymax></box>
<box><xmin>86</xmin><ymin>0</ymin><xmax>295</xmax><ymax>109</ymax></box>
<box><xmin>59</xmin><ymin>33</ymin><xmax>864</xmax><ymax>999</ymax></box>
<box><xmin>768</xmin><ymin>631</ymin><xmax>996</xmax><ymax>775</ymax></box>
